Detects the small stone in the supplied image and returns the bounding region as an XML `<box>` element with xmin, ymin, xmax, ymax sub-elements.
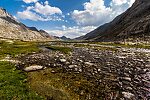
<box><xmin>95</xmin><ymin>56</ymin><xmax>100</xmax><ymax>59</ymax></box>
<box><xmin>51</xmin><ymin>70</ymin><xmax>56</xmax><ymax>73</ymax></box>
<box><xmin>60</xmin><ymin>59</ymin><xmax>66</xmax><ymax>63</ymax></box>
<box><xmin>53</xmin><ymin>64</ymin><xmax>56</xmax><ymax>67</ymax></box>
<box><xmin>126</xmin><ymin>87</ymin><xmax>132</xmax><ymax>90</ymax></box>
<box><xmin>74</xmin><ymin>68</ymin><xmax>78</xmax><ymax>71</ymax></box>
<box><xmin>59</xmin><ymin>54</ymin><xmax>64</xmax><ymax>56</ymax></box>
<box><xmin>56</xmin><ymin>55</ymin><xmax>59</xmax><ymax>58</ymax></box>
<box><xmin>98</xmin><ymin>69</ymin><xmax>101</xmax><ymax>72</ymax></box>
<box><xmin>85</xmin><ymin>62</ymin><xmax>94</xmax><ymax>66</ymax></box>
<box><xmin>24</xmin><ymin>65</ymin><xmax>43</xmax><ymax>72</ymax></box>
<box><xmin>79</xmin><ymin>69</ymin><xmax>82</xmax><ymax>72</ymax></box>
<box><xmin>80</xmin><ymin>90</ymin><xmax>84</xmax><ymax>95</ymax></box>
<box><xmin>68</xmin><ymin>65</ymin><xmax>77</xmax><ymax>68</ymax></box>
<box><xmin>77</xmin><ymin>58</ymin><xmax>83</xmax><ymax>62</ymax></box>
<box><xmin>122</xmin><ymin>77</ymin><xmax>131</xmax><ymax>81</ymax></box>
<box><xmin>66</xmin><ymin>62</ymin><xmax>70</xmax><ymax>64</ymax></box>
<box><xmin>122</xmin><ymin>92</ymin><xmax>134</xmax><ymax>99</ymax></box>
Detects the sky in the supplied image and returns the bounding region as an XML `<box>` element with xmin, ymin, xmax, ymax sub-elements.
<box><xmin>0</xmin><ymin>0</ymin><xmax>135</xmax><ymax>38</ymax></box>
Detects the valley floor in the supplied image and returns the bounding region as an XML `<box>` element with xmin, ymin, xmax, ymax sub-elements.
<box><xmin>0</xmin><ymin>40</ymin><xmax>149</xmax><ymax>100</ymax></box>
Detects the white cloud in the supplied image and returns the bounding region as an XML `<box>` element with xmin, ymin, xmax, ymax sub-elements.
<box><xmin>17</xmin><ymin>1</ymin><xmax>63</xmax><ymax>21</ymax></box>
<box><xmin>46</xmin><ymin>26</ymin><xmax>97</xmax><ymax>39</ymax></box>
<box><xmin>23</xmin><ymin>0</ymin><xmax>38</xmax><ymax>3</ymax></box>
<box><xmin>48</xmin><ymin>0</ymin><xmax>135</xmax><ymax>38</ymax></box>
<box><xmin>34</xmin><ymin>1</ymin><xmax>62</xmax><ymax>16</ymax></box>
<box><xmin>112</xmin><ymin>0</ymin><xmax>135</xmax><ymax>6</ymax></box>
<box><xmin>19</xmin><ymin>0</ymin><xmax>135</xmax><ymax>38</ymax></box>
<box><xmin>17</xmin><ymin>9</ymin><xmax>43</xmax><ymax>21</ymax></box>
<box><xmin>72</xmin><ymin>0</ymin><xmax>135</xmax><ymax>26</ymax></box>
<box><xmin>44</xmin><ymin>1</ymin><xmax>49</xmax><ymax>5</ymax></box>
<box><xmin>112</xmin><ymin>0</ymin><xmax>128</xmax><ymax>5</ymax></box>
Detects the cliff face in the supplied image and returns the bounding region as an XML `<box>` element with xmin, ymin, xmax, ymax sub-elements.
<box><xmin>0</xmin><ymin>8</ymin><xmax>52</xmax><ymax>41</ymax></box>
<box><xmin>78</xmin><ymin>0</ymin><xmax>150</xmax><ymax>42</ymax></box>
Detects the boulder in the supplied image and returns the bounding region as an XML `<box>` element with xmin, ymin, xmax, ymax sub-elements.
<box><xmin>24</xmin><ymin>65</ymin><xmax>44</xmax><ymax>72</ymax></box>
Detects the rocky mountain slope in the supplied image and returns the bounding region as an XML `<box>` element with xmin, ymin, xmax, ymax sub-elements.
<box><xmin>0</xmin><ymin>8</ymin><xmax>52</xmax><ymax>41</ymax></box>
<box><xmin>78</xmin><ymin>0</ymin><xmax>150</xmax><ymax>42</ymax></box>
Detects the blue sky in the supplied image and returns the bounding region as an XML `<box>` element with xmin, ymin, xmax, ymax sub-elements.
<box><xmin>0</xmin><ymin>0</ymin><xmax>135</xmax><ymax>38</ymax></box>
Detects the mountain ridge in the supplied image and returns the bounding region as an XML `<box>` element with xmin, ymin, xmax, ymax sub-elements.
<box><xmin>77</xmin><ymin>0</ymin><xmax>150</xmax><ymax>42</ymax></box>
<box><xmin>0</xmin><ymin>8</ymin><xmax>53</xmax><ymax>41</ymax></box>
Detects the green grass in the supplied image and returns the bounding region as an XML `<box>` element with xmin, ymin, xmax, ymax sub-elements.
<box><xmin>0</xmin><ymin>40</ymin><xmax>76</xmax><ymax>99</ymax></box>
<box><xmin>0</xmin><ymin>41</ymin><xmax>40</xmax><ymax>59</ymax></box>
<box><xmin>0</xmin><ymin>41</ymin><xmax>45</xmax><ymax>99</ymax></box>
<box><xmin>93</xmin><ymin>42</ymin><xmax>150</xmax><ymax>49</ymax></box>
<box><xmin>27</xmin><ymin>67</ymin><xmax>115</xmax><ymax>100</ymax></box>
<box><xmin>0</xmin><ymin>61</ymin><xmax>44</xmax><ymax>99</ymax></box>
<box><xmin>28</xmin><ymin>68</ymin><xmax>95</xmax><ymax>100</ymax></box>
<box><xmin>46</xmin><ymin>46</ymin><xmax>72</xmax><ymax>54</ymax></box>
<box><xmin>73</xmin><ymin>43</ymin><xmax>118</xmax><ymax>51</ymax></box>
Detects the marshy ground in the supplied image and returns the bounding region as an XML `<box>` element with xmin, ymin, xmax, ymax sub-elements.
<box><xmin>0</xmin><ymin>40</ymin><xmax>149</xmax><ymax>100</ymax></box>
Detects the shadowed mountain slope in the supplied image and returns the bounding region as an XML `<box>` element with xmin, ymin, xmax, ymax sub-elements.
<box><xmin>77</xmin><ymin>0</ymin><xmax>150</xmax><ymax>42</ymax></box>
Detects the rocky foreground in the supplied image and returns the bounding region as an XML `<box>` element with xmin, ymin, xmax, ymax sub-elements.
<box><xmin>15</xmin><ymin>42</ymin><xmax>150</xmax><ymax>100</ymax></box>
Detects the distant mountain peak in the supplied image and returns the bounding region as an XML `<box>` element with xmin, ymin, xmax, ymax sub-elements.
<box><xmin>60</xmin><ymin>36</ymin><xmax>71</xmax><ymax>40</ymax></box>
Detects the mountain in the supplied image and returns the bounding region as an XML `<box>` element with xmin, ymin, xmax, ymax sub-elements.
<box><xmin>0</xmin><ymin>8</ymin><xmax>52</xmax><ymax>41</ymax></box>
<box><xmin>60</xmin><ymin>36</ymin><xmax>71</xmax><ymax>41</ymax></box>
<box><xmin>39</xmin><ymin>30</ymin><xmax>54</xmax><ymax>39</ymax></box>
<box><xmin>52</xmin><ymin>36</ymin><xmax>71</xmax><ymax>41</ymax></box>
<box><xmin>27</xmin><ymin>27</ymin><xmax>39</xmax><ymax>32</ymax></box>
<box><xmin>77</xmin><ymin>0</ymin><xmax>150</xmax><ymax>42</ymax></box>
